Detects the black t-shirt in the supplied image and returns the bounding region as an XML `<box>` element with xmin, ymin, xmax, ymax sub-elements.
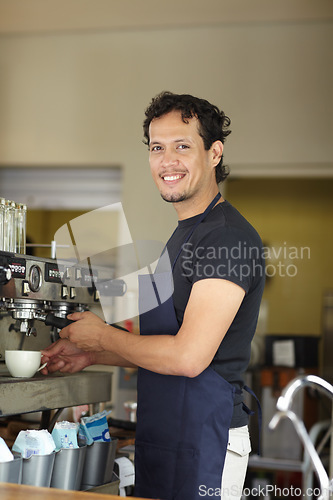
<box><xmin>163</xmin><ymin>200</ymin><xmax>265</xmax><ymax>427</ymax></box>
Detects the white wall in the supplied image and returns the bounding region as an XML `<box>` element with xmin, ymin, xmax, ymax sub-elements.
<box><xmin>0</xmin><ymin>20</ymin><xmax>332</xmax><ymax>242</ymax></box>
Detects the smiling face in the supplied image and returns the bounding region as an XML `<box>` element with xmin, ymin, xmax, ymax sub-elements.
<box><xmin>148</xmin><ymin>110</ymin><xmax>223</xmax><ymax>218</ymax></box>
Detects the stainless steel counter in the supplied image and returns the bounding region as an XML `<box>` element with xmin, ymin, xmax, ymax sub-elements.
<box><xmin>0</xmin><ymin>366</ymin><xmax>112</xmax><ymax>417</ymax></box>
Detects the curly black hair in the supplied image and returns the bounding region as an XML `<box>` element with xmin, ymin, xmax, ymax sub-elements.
<box><xmin>143</xmin><ymin>91</ymin><xmax>231</xmax><ymax>184</ymax></box>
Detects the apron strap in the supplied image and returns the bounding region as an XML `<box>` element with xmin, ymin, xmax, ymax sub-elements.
<box><xmin>171</xmin><ymin>192</ymin><xmax>221</xmax><ymax>270</ymax></box>
<box><xmin>242</xmin><ymin>385</ymin><xmax>262</xmax><ymax>456</ymax></box>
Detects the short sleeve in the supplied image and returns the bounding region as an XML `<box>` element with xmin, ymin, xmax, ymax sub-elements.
<box><xmin>179</xmin><ymin>227</ymin><xmax>263</xmax><ymax>293</ymax></box>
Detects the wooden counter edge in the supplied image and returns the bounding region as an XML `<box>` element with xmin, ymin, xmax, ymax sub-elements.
<box><xmin>0</xmin><ymin>482</ymin><xmax>155</xmax><ymax>500</ymax></box>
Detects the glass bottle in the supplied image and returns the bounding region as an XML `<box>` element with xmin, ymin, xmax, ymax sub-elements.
<box><xmin>4</xmin><ymin>200</ymin><xmax>16</xmax><ymax>252</ymax></box>
<box><xmin>0</xmin><ymin>198</ymin><xmax>5</xmax><ymax>251</ymax></box>
<box><xmin>15</xmin><ymin>203</ymin><xmax>27</xmax><ymax>254</ymax></box>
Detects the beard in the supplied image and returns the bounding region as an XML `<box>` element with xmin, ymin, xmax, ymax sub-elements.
<box><xmin>160</xmin><ymin>191</ymin><xmax>187</xmax><ymax>203</ymax></box>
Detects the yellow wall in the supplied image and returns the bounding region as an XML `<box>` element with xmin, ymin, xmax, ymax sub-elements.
<box><xmin>226</xmin><ymin>178</ymin><xmax>333</xmax><ymax>336</ymax></box>
<box><xmin>27</xmin><ymin>207</ymin><xmax>121</xmax><ymax>263</ymax></box>
<box><xmin>26</xmin><ymin>209</ymin><xmax>86</xmax><ymax>258</ymax></box>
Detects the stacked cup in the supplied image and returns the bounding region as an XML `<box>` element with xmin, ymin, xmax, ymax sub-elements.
<box><xmin>0</xmin><ymin>198</ymin><xmax>27</xmax><ymax>254</ymax></box>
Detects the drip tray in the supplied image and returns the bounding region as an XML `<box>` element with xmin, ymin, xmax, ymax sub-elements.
<box><xmin>0</xmin><ymin>370</ymin><xmax>112</xmax><ymax>417</ymax></box>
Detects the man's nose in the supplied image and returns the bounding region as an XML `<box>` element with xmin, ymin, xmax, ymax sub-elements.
<box><xmin>162</xmin><ymin>148</ymin><xmax>178</xmax><ymax>167</ymax></box>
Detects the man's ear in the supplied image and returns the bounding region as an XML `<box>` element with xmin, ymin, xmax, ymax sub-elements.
<box><xmin>210</xmin><ymin>141</ymin><xmax>223</xmax><ymax>168</ymax></box>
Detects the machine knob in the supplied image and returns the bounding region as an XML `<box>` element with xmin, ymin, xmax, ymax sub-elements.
<box><xmin>0</xmin><ymin>265</ymin><xmax>11</xmax><ymax>285</ymax></box>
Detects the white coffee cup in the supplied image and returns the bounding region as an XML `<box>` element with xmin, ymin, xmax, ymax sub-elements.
<box><xmin>5</xmin><ymin>350</ymin><xmax>42</xmax><ymax>378</ymax></box>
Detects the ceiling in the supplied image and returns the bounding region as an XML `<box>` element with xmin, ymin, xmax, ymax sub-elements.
<box><xmin>0</xmin><ymin>0</ymin><xmax>332</xmax><ymax>35</ymax></box>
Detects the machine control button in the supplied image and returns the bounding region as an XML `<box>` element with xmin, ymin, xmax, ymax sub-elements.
<box><xmin>45</xmin><ymin>262</ymin><xmax>63</xmax><ymax>283</ymax></box>
<box><xmin>70</xmin><ymin>287</ymin><xmax>76</xmax><ymax>299</ymax></box>
<box><xmin>8</xmin><ymin>257</ymin><xmax>26</xmax><ymax>279</ymax></box>
<box><xmin>65</xmin><ymin>268</ymin><xmax>71</xmax><ymax>280</ymax></box>
<box><xmin>61</xmin><ymin>285</ymin><xmax>69</xmax><ymax>299</ymax></box>
<box><xmin>22</xmin><ymin>281</ymin><xmax>31</xmax><ymax>296</ymax></box>
<box><xmin>94</xmin><ymin>290</ymin><xmax>100</xmax><ymax>301</ymax></box>
<box><xmin>75</xmin><ymin>268</ymin><xmax>82</xmax><ymax>280</ymax></box>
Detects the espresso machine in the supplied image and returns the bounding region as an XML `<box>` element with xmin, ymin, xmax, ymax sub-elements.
<box><xmin>0</xmin><ymin>250</ymin><xmax>126</xmax><ymax>419</ymax></box>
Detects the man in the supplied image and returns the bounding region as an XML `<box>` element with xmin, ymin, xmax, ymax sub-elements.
<box><xmin>42</xmin><ymin>91</ymin><xmax>265</xmax><ymax>499</ymax></box>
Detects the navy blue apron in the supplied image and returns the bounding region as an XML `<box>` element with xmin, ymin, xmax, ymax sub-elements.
<box><xmin>135</xmin><ymin>193</ymin><xmax>235</xmax><ymax>500</ymax></box>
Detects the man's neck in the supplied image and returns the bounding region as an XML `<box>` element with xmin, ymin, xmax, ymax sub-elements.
<box><xmin>173</xmin><ymin>190</ymin><xmax>223</xmax><ymax>221</ymax></box>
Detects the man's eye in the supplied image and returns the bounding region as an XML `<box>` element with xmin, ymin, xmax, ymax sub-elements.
<box><xmin>178</xmin><ymin>144</ymin><xmax>189</xmax><ymax>150</ymax></box>
<box><xmin>151</xmin><ymin>145</ymin><xmax>162</xmax><ymax>152</ymax></box>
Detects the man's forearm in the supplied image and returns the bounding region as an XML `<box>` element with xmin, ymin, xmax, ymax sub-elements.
<box><xmin>93</xmin><ymin>349</ymin><xmax>138</xmax><ymax>368</ymax></box>
<box><xmin>100</xmin><ymin>326</ymin><xmax>184</xmax><ymax>375</ymax></box>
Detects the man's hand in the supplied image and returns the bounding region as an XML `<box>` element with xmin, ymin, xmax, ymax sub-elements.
<box><xmin>41</xmin><ymin>312</ymin><xmax>137</xmax><ymax>373</ymax></box>
<box><xmin>41</xmin><ymin>338</ymin><xmax>94</xmax><ymax>374</ymax></box>
<box><xmin>58</xmin><ymin>311</ymin><xmax>110</xmax><ymax>351</ymax></box>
